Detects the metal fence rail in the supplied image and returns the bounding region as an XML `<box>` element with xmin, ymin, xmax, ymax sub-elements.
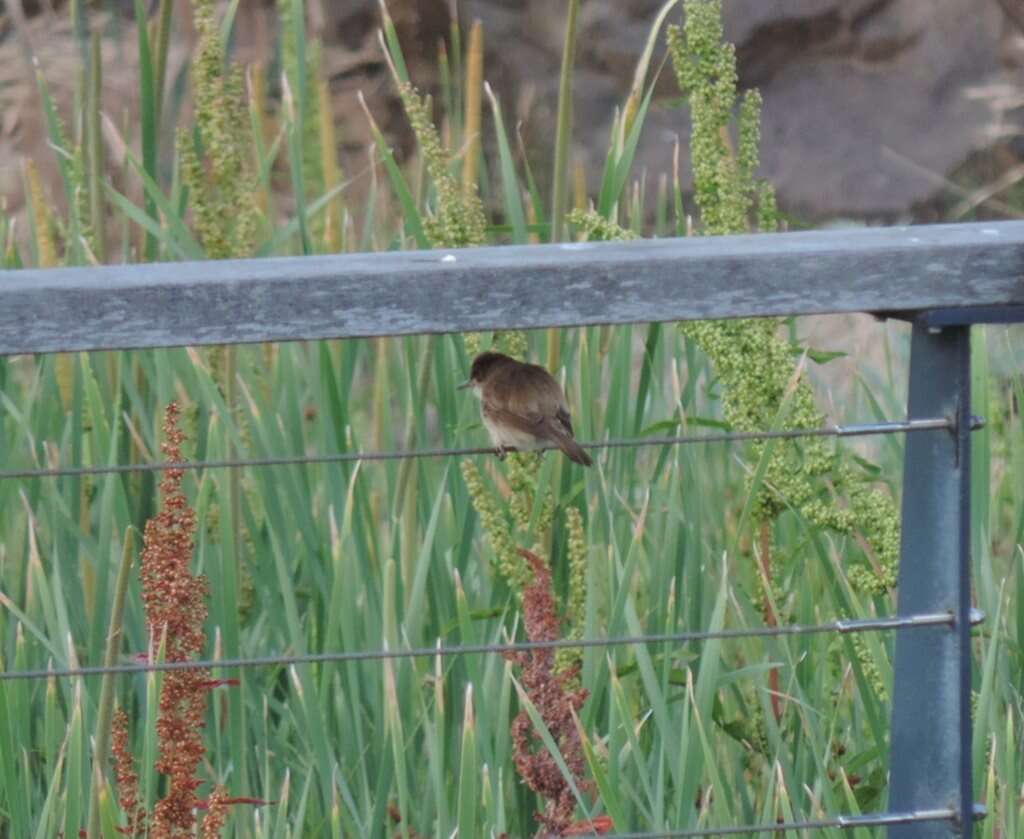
<box><xmin>2</xmin><ymin>221</ymin><xmax>1023</xmax><ymax>354</ymax></box>
<box><xmin>2</xmin><ymin>220</ymin><xmax>1023</xmax><ymax>838</ymax></box>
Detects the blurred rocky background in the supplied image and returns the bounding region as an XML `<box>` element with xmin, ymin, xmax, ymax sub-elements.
<box><xmin>3</xmin><ymin>0</ymin><xmax>1023</xmax><ymax>235</ymax></box>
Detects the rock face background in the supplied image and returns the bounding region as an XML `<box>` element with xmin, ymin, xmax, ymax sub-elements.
<box><xmin>2</xmin><ymin>0</ymin><xmax>1022</xmax><ymax>231</ymax></box>
<box><xmin>457</xmin><ymin>0</ymin><xmax>1020</xmax><ymax>222</ymax></box>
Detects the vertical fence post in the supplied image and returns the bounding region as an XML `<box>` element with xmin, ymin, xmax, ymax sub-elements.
<box><xmin>889</xmin><ymin>321</ymin><xmax>973</xmax><ymax>838</ymax></box>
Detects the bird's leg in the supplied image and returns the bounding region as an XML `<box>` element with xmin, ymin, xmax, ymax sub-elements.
<box><xmin>494</xmin><ymin>445</ymin><xmax>519</xmax><ymax>460</ymax></box>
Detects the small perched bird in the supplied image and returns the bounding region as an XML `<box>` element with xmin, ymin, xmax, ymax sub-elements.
<box><xmin>458</xmin><ymin>351</ymin><xmax>593</xmax><ymax>466</ymax></box>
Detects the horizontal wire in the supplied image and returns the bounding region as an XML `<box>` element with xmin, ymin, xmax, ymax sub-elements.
<box><xmin>0</xmin><ymin>416</ymin><xmax>963</xmax><ymax>481</ymax></box>
<box><xmin>0</xmin><ymin>610</ymin><xmax>961</xmax><ymax>683</ymax></box>
<box><xmin>604</xmin><ymin>806</ymin><xmax>960</xmax><ymax>838</ymax></box>
<box><xmin>0</xmin><ymin>376</ymin><xmax>982</xmax><ymax>833</ymax></box>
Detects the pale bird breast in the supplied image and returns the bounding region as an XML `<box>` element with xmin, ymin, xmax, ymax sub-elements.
<box><xmin>482</xmin><ymin>413</ymin><xmax>543</xmax><ymax>449</ymax></box>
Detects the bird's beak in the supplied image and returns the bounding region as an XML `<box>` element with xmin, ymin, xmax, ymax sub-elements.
<box><xmin>457</xmin><ymin>379</ymin><xmax>472</xmax><ymax>390</ymax></box>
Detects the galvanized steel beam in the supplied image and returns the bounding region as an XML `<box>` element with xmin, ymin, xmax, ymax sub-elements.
<box><xmin>889</xmin><ymin>322</ymin><xmax>974</xmax><ymax>838</ymax></box>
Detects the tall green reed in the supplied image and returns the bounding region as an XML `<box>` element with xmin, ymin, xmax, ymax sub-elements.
<box><xmin>0</xmin><ymin>0</ymin><xmax>1021</xmax><ymax>837</ymax></box>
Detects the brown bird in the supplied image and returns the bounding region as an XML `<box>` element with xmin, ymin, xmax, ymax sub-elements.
<box><xmin>458</xmin><ymin>352</ymin><xmax>593</xmax><ymax>467</ymax></box>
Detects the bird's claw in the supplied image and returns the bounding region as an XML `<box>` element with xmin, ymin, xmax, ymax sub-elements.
<box><xmin>494</xmin><ymin>446</ymin><xmax>518</xmax><ymax>461</ymax></box>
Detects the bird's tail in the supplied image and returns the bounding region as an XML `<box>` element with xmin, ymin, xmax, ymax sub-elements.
<box><xmin>561</xmin><ymin>437</ymin><xmax>593</xmax><ymax>467</ymax></box>
<box><xmin>547</xmin><ymin>424</ymin><xmax>592</xmax><ymax>467</ymax></box>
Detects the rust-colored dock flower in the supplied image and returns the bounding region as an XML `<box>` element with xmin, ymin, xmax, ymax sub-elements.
<box><xmin>138</xmin><ymin>402</ymin><xmax>211</xmax><ymax>839</ymax></box>
<box><xmin>111</xmin><ymin>708</ymin><xmax>146</xmax><ymax>837</ymax></box>
<box><xmin>109</xmin><ymin>402</ymin><xmax>260</xmax><ymax>837</ymax></box>
<box><xmin>505</xmin><ymin>549</ymin><xmax>593</xmax><ymax>837</ymax></box>
<box><xmin>199</xmin><ymin>786</ymin><xmax>229</xmax><ymax>839</ymax></box>
<box><xmin>140</xmin><ymin>402</ymin><xmax>206</xmax><ymax>663</ymax></box>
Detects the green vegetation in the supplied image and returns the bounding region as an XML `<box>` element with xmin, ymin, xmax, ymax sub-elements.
<box><xmin>0</xmin><ymin>0</ymin><xmax>1021</xmax><ymax>837</ymax></box>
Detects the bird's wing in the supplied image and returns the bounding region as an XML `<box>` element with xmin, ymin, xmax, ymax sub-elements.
<box><xmin>555</xmin><ymin>406</ymin><xmax>574</xmax><ymax>437</ymax></box>
<box><xmin>481</xmin><ymin>402</ymin><xmax>547</xmax><ymax>437</ymax></box>
<box><xmin>499</xmin><ymin>364</ymin><xmax>568</xmax><ymax>416</ymax></box>
<box><xmin>482</xmin><ymin>367</ymin><xmax>559</xmax><ymax>434</ymax></box>
<box><xmin>538</xmin><ymin>414</ymin><xmax>592</xmax><ymax>466</ymax></box>
<box><xmin>482</xmin><ymin>400</ymin><xmax>592</xmax><ymax>466</ymax></box>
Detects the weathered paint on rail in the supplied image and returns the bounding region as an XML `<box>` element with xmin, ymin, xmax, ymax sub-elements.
<box><xmin>1</xmin><ymin>221</ymin><xmax>1022</xmax><ymax>354</ymax></box>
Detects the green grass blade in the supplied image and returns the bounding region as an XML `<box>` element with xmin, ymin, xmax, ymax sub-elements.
<box><xmin>483</xmin><ymin>82</ymin><xmax>528</xmax><ymax>244</ymax></box>
<box><xmin>598</xmin><ymin>81</ymin><xmax>656</xmax><ymax>218</ymax></box>
<box><xmin>132</xmin><ymin>0</ymin><xmax>158</xmax><ymax>260</ymax></box>
<box><xmin>359</xmin><ymin>92</ymin><xmax>430</xmax><ymax>249</ymax></box>
<box><xmin>103</xmin><ymin>182</ymin><xmax>192</xmax><ymax>260</ymax></box>
<box><xmin>86</xmin><ymin>529</ymin><xmax>134</xmax><ymax>839</ymax></box>
<box><xmin>549</xmin><ymin>0</ymin><xmax>579</xmax><ymax>242</ymax></box>
<box><xmin>456</xmin><ymin>684</ymin><xmax>479</xmax><ymax>835</ymax></box>
<box><xmin>86</xmin><ymin>32</ymin><xmax>106</xmax><ymax>262</ymax></box>
<box><xmin>378</xmin><ymin>1</ymin><xmax>410</xmax><ymax>84</ymax></box>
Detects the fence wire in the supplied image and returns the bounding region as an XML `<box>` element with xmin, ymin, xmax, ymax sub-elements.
<box><xmin>0</xmin><ymin>416</ymin><xmax>970</xmax><ymax>482</ymax></box>
<box><xmin>0</xmin><ymin>611</ymin><xmax>974</xmax><ymax>683</ymax></box>
<box><xmin>0</xmin><ymin>396</ymin><xmax>988</xmax><ymax>835</ymax></box>
<box><xmin>604</xmin><ymin>805</ymin><xmax>969</xmax><ymax>837</ymax></box>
